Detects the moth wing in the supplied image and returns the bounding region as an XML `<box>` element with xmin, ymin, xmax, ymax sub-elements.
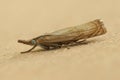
<box><xmin>42</xmin><ymin>33</ymin><xmax>84</xmax><ymax>43</ymax></box>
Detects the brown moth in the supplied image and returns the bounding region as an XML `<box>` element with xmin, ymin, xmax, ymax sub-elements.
<box><xmin>18</xmin><ymin>19</ymin><xmax>107</xmax><ymax>53</ymax></box>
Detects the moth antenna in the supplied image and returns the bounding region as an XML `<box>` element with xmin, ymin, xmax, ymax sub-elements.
<box><xmin>21</xmin><ymin>44</ymin><xmax>37</xmax><ymax>54</ymax></box>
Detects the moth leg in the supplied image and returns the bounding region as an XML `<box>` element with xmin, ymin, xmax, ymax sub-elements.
<box><xmin>77</xmin><ymin>39</ymin><xmax>86</xmax><ymax>43</ymax></box>
<box><xmin>40</xmin><ymin>44</ymin><xmax>61</xmax><ymax>50</ymax></box>
<box><xmin>50</xmin><ymin>44</ymin><xmax>62</xmax><ymax>49</ymax></box>
<box><xmin>61</xmin><ymin>43</ymin><xmax>70</xmax><ymax>49</ymax></box>
<box><xmin>21</xmin><ymin>44</ymin><xmax>37</xmax><ymax>54</ymax></box>
<box><xmin>40</xmin><ymin>45</ymin><xmax>50</xmax><ymax>50</ymax></box>
<box><xmin>65</xmin><ymin>45</ymin><xmax>70</xmax><ymax>49</ymax></box>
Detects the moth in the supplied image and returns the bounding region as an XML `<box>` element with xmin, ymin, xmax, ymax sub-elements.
<box><xmin>18</xmin><ymin>19</ymin><xmax>107</xmax><ymax>53</ymax></box>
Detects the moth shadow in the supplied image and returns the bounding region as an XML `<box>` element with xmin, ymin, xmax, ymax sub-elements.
<box><xmin>30</xmin><ymin>39</ymin><xmax>98</xmax><ymax>53</ymax></box>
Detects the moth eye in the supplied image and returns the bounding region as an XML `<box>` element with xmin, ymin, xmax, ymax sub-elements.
<box><xmin>31</xmin><ymin>40</ymin><xmax>36</xmax><ymax>45</ymax></box>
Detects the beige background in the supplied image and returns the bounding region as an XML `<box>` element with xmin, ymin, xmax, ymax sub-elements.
<box><xmin>0</xmin><ymin>0</ymin><xmax>120</xmax><ymax>80</ymax></box>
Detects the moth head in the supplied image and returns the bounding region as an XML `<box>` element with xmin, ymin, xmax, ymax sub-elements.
<box><xmin>18</xmin><ymin>39</ymin><xmax>37</xmax><ymax>46</ymax></box>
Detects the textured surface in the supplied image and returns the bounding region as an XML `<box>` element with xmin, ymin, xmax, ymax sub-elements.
<box><xmin>0</xmin><ymin>0</ymin><xmax>120</xmax><ymax>80</ymax></box>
